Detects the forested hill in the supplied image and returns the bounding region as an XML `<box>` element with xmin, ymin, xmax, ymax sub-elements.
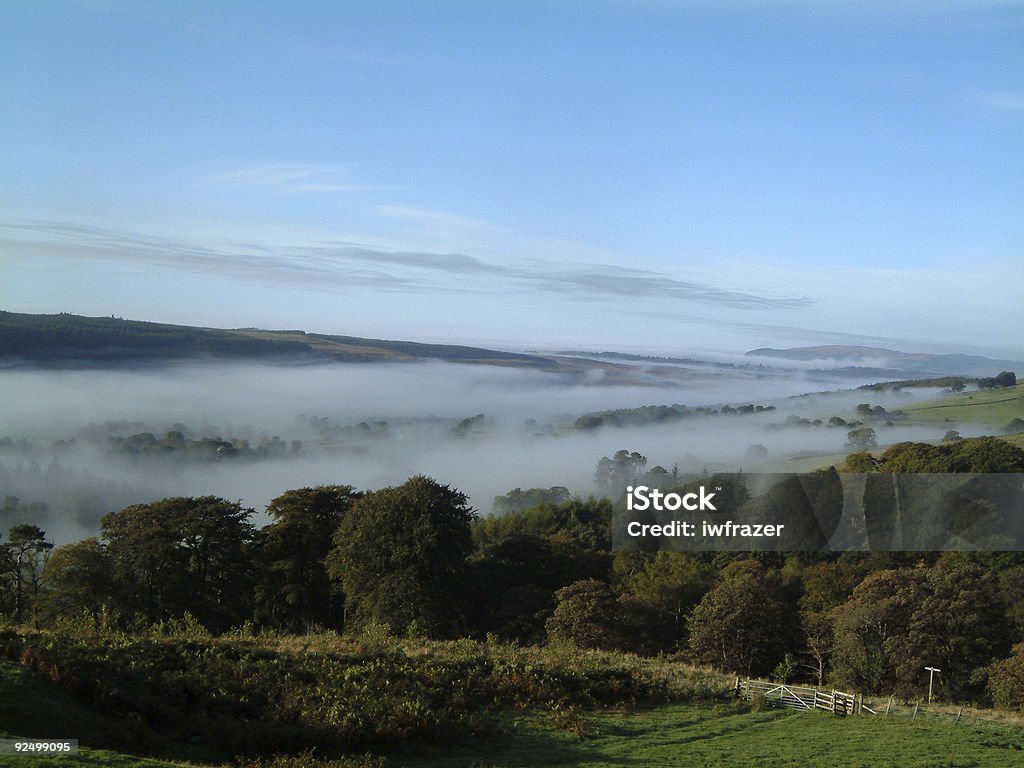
<box><xmin>0</xmin><ymin>310</ymin><xmax>562</xmax><ymax>369</ymax></box>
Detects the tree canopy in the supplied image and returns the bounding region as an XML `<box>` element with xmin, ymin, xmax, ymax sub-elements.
<box><xmin>326</xmin><ymin>476</ymin><xmax>476</xmax><ymax>638</ymax></box>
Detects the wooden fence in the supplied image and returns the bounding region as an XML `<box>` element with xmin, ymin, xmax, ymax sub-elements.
<box><xmin>735</xmin><ymin>678</ymin><xmax>865</xmax><ymax>715</ymax></box>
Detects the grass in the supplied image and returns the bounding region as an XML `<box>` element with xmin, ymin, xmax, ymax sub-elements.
<box><xmin>395</xmin><ymin>703</ymin><xmax>1024</xmax><ymax>768</ymax></box>
<box><xmin>902</xmin><ymin>384</ymin><xmax>1024</xmax><ymax>429</ymax></box>
<box><xmin>0</xmin><ymin>661</ymin><xmax>190</xmax><ymax>768</ymax></box>
<box><xmin>777</xmin><ymin>384</ymin><xmax>1024</xmax><ymax>473</ymax></box>
<box><xmin>4</xmin><ymin>651</ymin><xmax>1024</xmax><ymax>768</ymax></box>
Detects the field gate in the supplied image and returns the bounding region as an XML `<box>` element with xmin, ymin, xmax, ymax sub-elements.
<box><xmin>735</xmin><ymin>678</ymin><xmax>865</xmax><ymax>715</ymax></box>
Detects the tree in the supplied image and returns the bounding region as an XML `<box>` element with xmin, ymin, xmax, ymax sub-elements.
<box><xmin>620</xmin><ymin>552</ymin><xmax>714</xmax><ymax>650</ymax></box>
<box><xmin>469</xmin><ymin>532</ymin><xmax>601</xmax><ymax>642</ymax></box>
<box><xmin>326</xmin><ymin>476</ymin><xmax>476</xmax><ymax>638</ymax></box>
<box><xmin>829</xmin><ymin>568</ymin><xmax>926</xmax><ymax>694</ymax></box>
<box><xmin>486</xmin><ymin>583</ymin><xmax>556</xmax><ymax>644</ymax></box>
<box><xmin>3</xmin><ymin>524</ymin><xmax>53</xmax><ymax>624</ymax></box>
<box><xmin>472</xmin><ymin>496</ymin><xmax>613</xmax><ymax>551</ymax></box>
<box><xmin>38</xmin><ymin>537</ymin><xmax>114</xmax><ymax>622</ymax></box>
<box><xmin>846</xmin><ymin>427</ymin><xmax>878</xmax><ymax>451</ymax></box>
<box><xmin>886</xmin><ymin>556</ymin><xmax>1009</xmax><ymax>702</ymax></box>
<box><xmin>842</xmin><ymin>451</ymin><xmax>879</xmax><ymax>473</ymax></box>
<box><xmin>687</xmin><ymin>560</ymin><xmax>791</xmax><ymax>676</ymax></box>
<box><xmin>101</xmin><ymin>496</ymin><xmax>255</xmax><ymax>630</ymax></box>
<box><xmin>800</xmin><ymin>610</ymin><xmax>833</xmax><ymax>687</ymax></box>
<box><xmin>872</xmin><ymin>437</ymin><xmax>1024</xmax><ymax>473</ymax></box>
<box><xmin>545</xmin><ymin>578</ymin><xmax>625</xmax><ymax>649</ymax></box>
<box><xmin>988</xmin><ymin>642</ymin><xmax>1024</xmax><ymax>710</ymax></box>
<box><xmin>798</xmin><ymin>559</ymin><xmax>865</xmax><ymax>615</ymax></box>
<box><xmin>595</xmin><ymin>450</ymin><xmax>647</xmax><ymax>490</ymax></box>
<box><xmin>492</xmin><ymin>487</ymin><xmax>571</xmax><ymax>516</ymax></box>
<box><xmin>979</xmin><ymin>371</ymin><xmax>1016</xmax><ymax>389</ymax></box>
<box><xmin>254</xmin><ymin>485</ymin><xmax>358</xmax><ymax>631</ymax></box>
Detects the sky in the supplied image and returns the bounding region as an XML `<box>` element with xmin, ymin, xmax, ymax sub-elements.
<box><xmin>1</xmin><ymin>0</ymin><xmax>1022</xmax><ymax>357</ymax></box>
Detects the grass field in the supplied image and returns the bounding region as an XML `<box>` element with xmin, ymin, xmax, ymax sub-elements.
<box><xmin>775</xmin><ymin>384</ymin><xmax>1024</xmax><ymax>473</ymax></box>
<box><xmin>4</xmin><ymin>656</ymin><xmax>1024</xmax><ymax>768</ymax></box>
<box><xmin>902</xmin><ymin>384</ymin><xmax>1024</xmax><ymax>429</ymax></box>
<box><xmin>395</xmin><ymin>704</ymin><xmax>1024</xmax><ymax>768</ymax></box>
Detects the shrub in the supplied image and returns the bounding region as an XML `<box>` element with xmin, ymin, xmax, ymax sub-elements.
<box><xmin>988</xmin><ymin>643</ymin><xmax>1024</xmax><ymax>711</ymax></box>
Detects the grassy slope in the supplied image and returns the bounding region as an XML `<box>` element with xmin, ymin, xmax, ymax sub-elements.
<box><xmin>5</xmin><ymin>653</ymin><xmax>1023</xmax><ymax>768</ymax></box>
<box><xmin>397</xmin><ymin>704</ymin><xmax>1024</xmax><ymax>768</ymax></box>
<box><xmin>769</xmin><ymin>384</ymin><xmax>1024</xmax><ymax>473</ymax></box>
<box><xmin>902</xmin><ymin>384</ymin><xmax>1024</xmax><ymax>429</ymax></box>
<box><xmin>0</xmin><ymin>661</ymin><xmax>188</xmax><ymax>768</ymax></box>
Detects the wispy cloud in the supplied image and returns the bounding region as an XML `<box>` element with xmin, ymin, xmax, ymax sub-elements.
<box><xmin>975</xmin><ymin>90</ymin><xmax>1024</xmax><ymax>113</ymax></box>
<box><xmin>0</xmin><ymin>219</ymin><xmax>812</xmax><ymax>310</ymax></box>
<box><xmin>212</xmin><ymin>163</ymin><xmax>397</xmax><ymax>195</ymax></box>
<box><xmin>531</xmin><ymin>265</ymin><xmax>813</xmax><ymax>309</ymax></box>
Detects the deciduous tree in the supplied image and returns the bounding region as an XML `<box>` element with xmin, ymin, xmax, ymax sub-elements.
<box><xmin>326</xmin><ymin>476</ymin><xmax>475</xmax><ymax>638</ymax></box>
<box><xmin>687</xmin><ymin>560</ymin><xmax>790</xmax><ymax>676</ymax></box>
<box><xmin>101</xmin><ymin>496</ymin><xmax>255</xmax><ymax>630</ymax></box>
<box><xmin>254</xmin><ymin>485</ymin><xmax>358</xmax><ymax>631</ymax></box>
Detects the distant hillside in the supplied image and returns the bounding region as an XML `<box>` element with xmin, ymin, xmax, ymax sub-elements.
<box><xmin>0</xmin><ymin>310</ymin><xmax>560</xmax><ymax>370</ymax></box>
<box><xmin>746</xmin><ymin>345</ymin><xmax>1022</xmax><ymax>377</ymax></box>
<box><xmin>747</xmin><ymin>345</ymin><xmax>915</xmax><ymax>360</ymax></box>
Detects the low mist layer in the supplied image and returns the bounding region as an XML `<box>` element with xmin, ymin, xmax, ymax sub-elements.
<box><xmin>0</xmin><ymin>361</ymin><xmax>971</xmax><ymax>543</ymax></box>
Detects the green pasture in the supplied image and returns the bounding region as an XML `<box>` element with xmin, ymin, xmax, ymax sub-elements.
<box><xmin>4</xmin><ymin>655</ymin><xmax>1023</xmax><ymax>768</ymax></box>
<box><xmin>902</xmin><ymin>385</ymin><xmax>1024</xmax><ymax>429</ymax></box>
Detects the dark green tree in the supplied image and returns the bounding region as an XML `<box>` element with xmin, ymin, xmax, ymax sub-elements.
<box><xmin>887</xmin><ymin>556</ymin><xmax>1009</xmax><ymax>701</ymax></box>
<box><xmin>687</xmin><ymin>560</ymin><xmax>790</xmax><ymax>676</ymax></box>
<box><xmin>470</xmin><ymin>531</ymin><xmax>610</xmax><ymax>642</ymax></box>
<box><xmin>492</xmin><ymin>486</ymin><xmax>571</xmax><ymax>515</ymax></box>
<box><xmin>620</xmin><ymin>552</ymin><xmax>714</xmax><ymax>650</ymax></box>
<box><xmin>472</xmin><ymin>496</ymin><xmax>613</xmax><ymax>551</ymax></box>
<box><xmin>829</xmin><ymin>567</ymin><xmax>926</xmax><ymax>694</ymax></box>
<box><xmin>254</xmin><ymin>485</ymin><xmax>358</xmax><ymax>631</ymax></box>
<box><xmin>326</xmin><ymin>476</ymin><xmax>476</xmax><ymax>638</ymax></box>
<box><xmin>38</xmin><ymin>537</ymin><xmax>114</xmax><ymax>622</ymax></box>
<box><xmin>101</xmin><ymin>496</ymin><xmax>255</xmax><ymax>630</ymax></box>
<box><xmin>545</xmin><ymin>578</ymin><xmax>625</xmax><ymax>649</ymax></box>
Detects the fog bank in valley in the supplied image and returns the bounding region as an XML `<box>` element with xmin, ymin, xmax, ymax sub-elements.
<box><xmin>0</xmin><ymin>361</ymin><xmax>963</xmax><ymax>544</ymax></box>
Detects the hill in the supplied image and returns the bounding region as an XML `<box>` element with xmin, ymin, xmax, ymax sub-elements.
<box><xmin>902</xmin><ymin>383</ymin><xmax>1024</xmax><ymax>432</ymax></box>
<box><xmin>746</xmin><ymin>345</ymin><xmax>1023</xmax><ymax>378</ymax></box>
<box><xmin>0</xmin><ymin>310</ymin><xmax>560</xmax><ymax>370</ymax></box>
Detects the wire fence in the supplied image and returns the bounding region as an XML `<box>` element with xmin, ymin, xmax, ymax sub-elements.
<box><xmin>737</xmin><ymin>678</ymin><xmax>1017</xmax><ymax>729</ymax></box>
<box><xmin>865</xmin><ymin>697</ymin><xmax>1002</xmax><ymax>728</ymax></box>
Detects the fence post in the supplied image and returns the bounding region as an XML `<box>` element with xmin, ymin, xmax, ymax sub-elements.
<box><xmin>885</xmin><ymin>696</ymin><xmax>893</xmax><ymax>716</ymax></box>
<box><xmin>955</xmin><ymin>706</ymin><xmax>963</xmax><ymax>725</ymax></box>
<box><xmin>913</xmin><ymin>702</ymin><xmax>920</xmax><ymax>720</ymax></box>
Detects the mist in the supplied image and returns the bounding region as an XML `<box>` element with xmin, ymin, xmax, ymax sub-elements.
<box><xmin>0</xmin><ymin>361</ymin><xmax>967</xmax><ymax>544</ymax></box>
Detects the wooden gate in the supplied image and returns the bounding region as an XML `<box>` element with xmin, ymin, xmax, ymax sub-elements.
<box><xmin>736</xmin><ymin>678</ymin><xmax>863</xmax><ymax>715</ymax></box>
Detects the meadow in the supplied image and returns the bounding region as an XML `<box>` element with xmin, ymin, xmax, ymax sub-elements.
<box><xmin>902</xmin><ymin>384</ymin><xmax>1024</xmax><ymax>430</ymax></box>
<box><xmin>3</xmin><ymin>622</ymin><xmax>1024</xmax><ymax>768</ymax></box>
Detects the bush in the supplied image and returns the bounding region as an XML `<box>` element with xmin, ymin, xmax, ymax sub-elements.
<box><xmin>1</xmin><ymin>630</ymin><xmax>713</xmax><ymax>760</ymax></box>
<box><xmin>545</xmin><ymin>579</ymin><xmax>625</xmax><ymax>650</ymax></box>
<box><xmin>988</xmin><ymin>643</ymin><xmax>1024</xmax><ymax>711</ymax></box>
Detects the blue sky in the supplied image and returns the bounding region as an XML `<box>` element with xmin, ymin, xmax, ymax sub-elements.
<box><xmin>1</xmin><ymin>1</ymin><xmax>1022</xmax><ymax>356</ymax></box>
